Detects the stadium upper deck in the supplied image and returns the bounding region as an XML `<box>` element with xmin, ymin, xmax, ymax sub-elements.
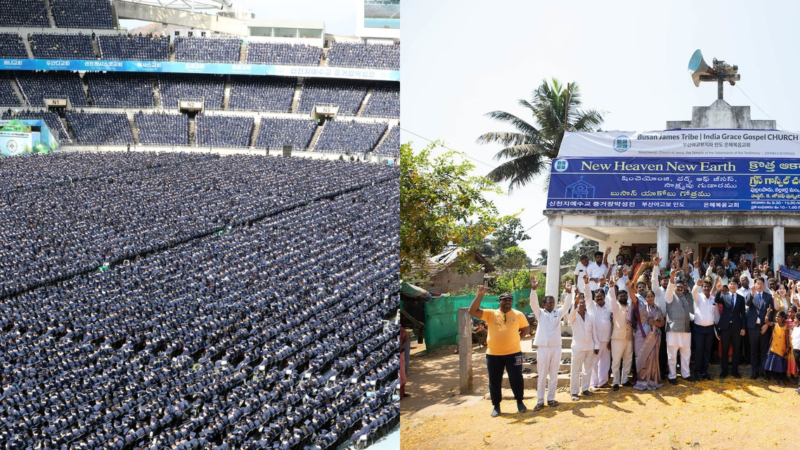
<box><xmin>0</xmin><ymin>1</ymin><xmax>400</xmax><ymax>158</ymax></box>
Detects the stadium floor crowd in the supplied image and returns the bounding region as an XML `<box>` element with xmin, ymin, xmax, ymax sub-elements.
<box><xmin>0</xmin><ymin>152</ymin><xmax>400</xmax><ymax>450</ymax></box>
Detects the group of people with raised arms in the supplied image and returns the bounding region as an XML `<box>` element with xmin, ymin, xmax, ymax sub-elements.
<box><xmin>470</xmin><ymin>244</ymin><xmax>800</xmax><ymax>416</ymax></box>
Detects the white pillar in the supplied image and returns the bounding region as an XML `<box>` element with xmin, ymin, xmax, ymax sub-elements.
<box><xmin>774</xmin><ymin>226</ymin><xmax>785</xmax><ymax>270</ymax></box>
<box><xmin>546</xmin><ymin>221</ymin><xmax>562</xmax><ymax>299</ymax></box>
<box><xmin>657</xmin><ymin>225</ymin><xmax>669</xmax><ymax>269</ymax></box>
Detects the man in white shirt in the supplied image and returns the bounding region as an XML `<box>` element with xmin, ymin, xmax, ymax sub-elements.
<box><xmin>691</xmin><ymin>275</ymin><xmax>719</xmax><ymax>380</ymax></box>
<box><xmin>586</xmin><ymin>284</ymin><xmax>613</xmax><ymax>389</ymax></box>
<box><xmin>594</xmin><ymin>272</ymin><xmax>633</xmax><ymax>391</ymax></box>
<box><xmin>530</xmin><ymin>274</ymin><xmax>573</xmax><ymax>411</ymax></box>
<box><xmin>663</xmin><ymin>260</ymin><xmax>695</xmax><ymax>383</ymax></box>
<box><xmin>586</xmin><ymin>247</ymin><xmax>611</xmax><ymax>294</ymax></box>
<box><xmin>574</xmin><ymin>255</ymin><xmax>590</xmax><ymax>294</ymax></box>
<box><xmin>568</xmin><ymin>295</ymin><xmax>599</xmax><ymax>401</ymax></box>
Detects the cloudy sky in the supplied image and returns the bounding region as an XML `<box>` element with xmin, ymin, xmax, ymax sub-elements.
<box><xmin>401</xmin><ymin>0</ymin><xmax>800</xmax><ymax>261</ymax></box>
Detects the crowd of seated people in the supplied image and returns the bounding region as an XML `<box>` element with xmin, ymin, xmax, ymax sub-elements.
<box><xmin>254</xmin><ymin>117</ymin><xmax>317</xmax><ymax>151</ymax></box>
<box><xmin>15</xmin><ymin>72</ymin><xmax>88</xmax><ymax>107</ymax></box>
<box><xmin>374</xmin><ymin>125</ymin><xmax>399</xmax><ymax>158</ymax></box>
<box><xmin>134</xmin><ymin>112</ymin><xmax>188</xmax><ymax>146</ymax></box>
<box><xmin>315</xmin><ymin>120</ymin><xmax>387</xmax><ymax>154</ymax></box>
<box><xmin>98</xmin><ymin>33</ymin><xmax>169</xmax><ymax>61</ymax></box>
<box><xmin>362</xmin><ymin>85</ymin><xmax>399</xmax><ymax>118</ymax></box>
<box><xmin>297</xmin><ymin>79</ymin><xmax>369</xmax><ymax>115</ymax></box>
<box><xmin>327</xmin><ymin>42</ymin><xmax>400</xmax><ymax>70</ymax></box>
<box><xmin>29</xmin><ymin>33</ymin><xmax>95</xmax><ymax>60</ymax></box>
<box><xmin>0</xmin><ymin>33</ymin><xmax>28</xmax><ymax>59</ymax></box>
<box><xmin>196</xmin><ymin>113</ymin><xmax>254</xmax><ymax>148</ymax></box>
<box><xmin>65</xmin><ymin>111</ymin><xmax>134</xmax><ymax>145</ymax></box>
<box><xmin>50</xmin><ymin>0</ymin><xmax>114</xmax><ymax>29</ymax></box>
<box><xmin>87</xmin><ymin>73</ymin><xmax>154</xmax><ymax>108</ymax></box>
<box><xmin>0</xmin><ymin>0</ymin><xmax>50</xmax><ymax>27</ymax></box>
<box><xmin>175</xmin><ymin>36</ymin><xmax>242</xmax><ymax>63</ymax></box>
<box><xmin>0</xmin><ymin>154</ymin><xmax>396</xmax><ymax>296</ymax></box>
<box><xmin>159</xmin><ymin>74</ymin><xmax>225</xmax><ymax>110</ymax></box>
<box><xmin>0</xmin><ymin>152</ymin><xmax>206</xmax><ymax>192</ymax></box>
<box><xmin>0</xmin><ymin>153</ymin><xmax>400</xmax><ymax>449</ymax></box>
<box><xmin>228</xmin><ymin>76</ymin><xmax>295</xmax><ymax>112</ymax></box>
<box><xmin>2</xmin><ymin>110</ymin><xmax>72</xmax><ymax>144</ymax></box>
<box><xmin>245</xmin><ymin>42</ymin><xmax>322</xmax><ymax>66</ymax></box>
<box><xmin>0</xmin><ymin>79</ymin><xmax>22</xmax><ymax>106</ymax></box>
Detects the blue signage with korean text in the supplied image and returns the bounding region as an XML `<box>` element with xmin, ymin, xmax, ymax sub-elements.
<box><xmin>0</xmin><ymin>59</ymin><xmax>400</xmax><ymax>81</ymax></box>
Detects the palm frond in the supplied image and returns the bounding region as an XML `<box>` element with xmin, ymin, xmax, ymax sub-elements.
<box><xmin>493</xmin><ymin>143</ymin><xmax>552</xmax><ymax>160</ymax></box>
<box><xmin>486</xmin><ymin>154</ymin><xmax>548</xmax><ymax>192</ymax></box>
<box><xmin>483</xmin><ymin>110</ymin><xmax>539</xmax><ymax>136</ymax></box>
<box><xmin>475</xmin><ymin>131</ymin><xmax>532</xmax><ymax>147</ymax></box>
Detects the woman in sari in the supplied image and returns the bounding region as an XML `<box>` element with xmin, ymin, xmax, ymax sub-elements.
<box><xmin>629</xmin><ymin>289</ymin><xmax>666</xmax><ymax>390</ymax></box>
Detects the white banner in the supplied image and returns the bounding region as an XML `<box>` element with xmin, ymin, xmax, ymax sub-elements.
<box><xmin>558</xmin><ymin>130</ymin><xmax>800</xmax><ymax>159</ymax></box>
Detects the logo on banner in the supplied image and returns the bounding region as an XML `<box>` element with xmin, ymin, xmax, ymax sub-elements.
<box><xmin>613</xmin><ymin>135</ymin><xmax>631</xmax><ymax>153</ymax></box>
<box><xmin>553</xmin><ymin>159</ymin><xmax>569</xmax><ymax>172</ymax></box>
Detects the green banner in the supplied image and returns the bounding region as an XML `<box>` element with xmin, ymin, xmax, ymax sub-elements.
<box><xmin>423</xmin><ymin>289</ymin><xmax>533</xmax><ymax>353</ymax></box>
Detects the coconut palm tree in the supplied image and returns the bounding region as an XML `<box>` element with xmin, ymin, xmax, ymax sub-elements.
<box><xmin>476</xmin><ymin>78</ymin><xmax>604</xmax><ymax>191</ymax></box>
<box><xmin>535</xmin><ymin>249</ymin><xmax>548</xmax><ymax>266</ymax></box>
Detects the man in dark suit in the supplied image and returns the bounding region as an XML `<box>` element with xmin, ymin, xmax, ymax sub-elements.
<box><xmin>746</xmin><ymin>277</ymin><xmax>773</xmax><ymax>379</ymax></box>
<box><xmin>716</xmin><ymin>278</ymin><xmax>747</xmax><ymax>378</ymax></box>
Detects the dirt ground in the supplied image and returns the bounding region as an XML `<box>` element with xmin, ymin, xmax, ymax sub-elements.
<box><xmin>400</xmin><ymin>338</ymin><xmax>800</xmax><ymax>450</ymax></box>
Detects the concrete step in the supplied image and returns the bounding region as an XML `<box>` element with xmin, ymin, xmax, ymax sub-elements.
<box><xmin>521</xmin><ymin>362</ymin><xmax>571</xmax><ymax>373</ymax></box>
<box><xmin>503</xmin><ymin>373</ymin><xmax>570</xmax><ymax>389</ymax></box>
<box><xmin>522</xmin><ymin>348</ymin><xmax>572</xmax><ymax>359</ymax></box>
<box><xmin>239</xmin><ymin>44</ymin><xmax>247</xmax><ymax>63</ymax></box>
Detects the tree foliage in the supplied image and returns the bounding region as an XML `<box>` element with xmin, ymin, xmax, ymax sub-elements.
<box><xmin>535</xmin><ymin>248</ymin><xmax>548</xmax><ymax>265</ymax></box>
<box><xmin>559</xmin><ymin>237</ymin><xmax>600</xmax><ymax>267</ymax></box>
<box><xmin>476</xmin><ymin>78</ymin><xmax>604</xmax><ymax>191</ymax></box>
<box><xmin>400</xmin><ymin>141</ymin><xmax>515</xmax><ymax>284</ymax></box>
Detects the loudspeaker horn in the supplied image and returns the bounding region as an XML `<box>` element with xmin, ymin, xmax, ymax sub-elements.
<box><xmin>688</xmin><ymin>49</ymin><xmax>714</xmax><ymax>87</ymax></box>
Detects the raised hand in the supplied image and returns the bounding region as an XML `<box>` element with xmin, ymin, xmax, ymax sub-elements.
<box><xmin>725</xmin><ymin>242</ymin><xmax>732</xmax><ymax>252</ymax></box>
<box><xmin>684</xmin><ymin>246</ymin><xmax>692</xmax><ymax>256</ymax></box>
<box><xmin>652</xmin><ymin>252</ymin><xmax>661</xmax><ymax>267</ymax></box>
<box><xmin>599</xmin><ymin>276</ymin><xmax>607</xmax><ymax>288</ymax></box>
<box><xmin>564</xmin><ymin>279</ymin><xmax>573</xmax><ymax>294</ymax></box>
<box><xmin>530</xmin><ymin>272</ymin><xmax>540</xmax><ymax>290</ymax></box>
<box><xmin>583</xmin><ymin>273</ymin><xmax>589</xmax><ymax>286</ymax></box>
<box><xmin>476</xmin><ymin>281</ymin><xmax>489</xmax><ymax>297</ymax></box>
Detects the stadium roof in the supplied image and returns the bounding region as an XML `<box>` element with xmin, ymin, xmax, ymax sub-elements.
<box><xmin>120</xmin><ymin>0</ymin><xmax>234</xmax><ymax>12</ymax></box>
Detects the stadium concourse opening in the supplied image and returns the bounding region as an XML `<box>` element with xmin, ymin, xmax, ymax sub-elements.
<box><xmin>0</xmin><ymin>1</ymin><xmax>401</xmax><ymax>449</ymax></box>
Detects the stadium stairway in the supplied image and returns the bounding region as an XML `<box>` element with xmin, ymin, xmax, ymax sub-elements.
<box><xmin>356</xmin><ymin>88</ymin><xmax>373</xmax><ymax>117</ymax></box>
<box><xmin>22</xmin><ymin>37</ymin><xmax>34</xmax><ymax>59</ymax></box>
<box><xmin>43</xmin><ymin>0</ymin><xmax>57</xmax><ymax>28</ymax></box>
<box><xmin>223</xmin><ymin>79</ymin><xmax>232</xmax><ymax>110</ymax></box>
<box><xmin>128</xmin><ymin>115</ymin><xmax>140</xmax><ymax>145</ymax></box>
<box><xmin>249</xmin><ymin>118</ymin><xmax>260</xmax><ymax>148</ymax></box>
<box><xmin>80</xmin><ymin>77</ymin><xmax>92</xmax><ymax>106</ymax></box>
<box><xmin>91</xmin><ymin>37</ymin><xmax>101</xmax><ymax>59</ymax></box>
<box><xmin>169</xmin><ymin>42</ymin><xmax>176</xmax><ymax>62</ymax></box>
<box><xmin>188</xmin><ymin>117</ymin><xmax>196</xmax><ymax>146</ymax></box>
<box><xmin>291</xmin><ymin>79</ymin><xmax>303</xmax><ymax>113</ymax></box>
<box><xmin>373</xmin><ymin>125</ymin><xmax>393</xmax><ymax>150</ymax></box>
<box><xmin>9</xmin><ymin>80</ymin><xmax>26</xmax><ymax>106</ymax></box>
<box><xmin>239</xmin><ymin>43</ymin><xmax>247</xmax><ymax>63</ymax></box>
<box><xmin>321</xmin><ymin>48</ymin><xmax>329</xmax><ymax>67</ymax></box>
<box><xmin>152</xmin><ymin>80</ymin><xmax>162</xmax><ymax>108</ymax></box>
<box><xmin>308</xmin><ymin>121</ymin><xmax>325</xmax><ymax>151</ymax></box>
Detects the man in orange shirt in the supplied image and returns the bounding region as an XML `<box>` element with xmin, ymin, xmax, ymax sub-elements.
<box><xmin>469</xmin><ymin>282</ymin><xmax>531</xmax><ymax>417</ymax></box>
